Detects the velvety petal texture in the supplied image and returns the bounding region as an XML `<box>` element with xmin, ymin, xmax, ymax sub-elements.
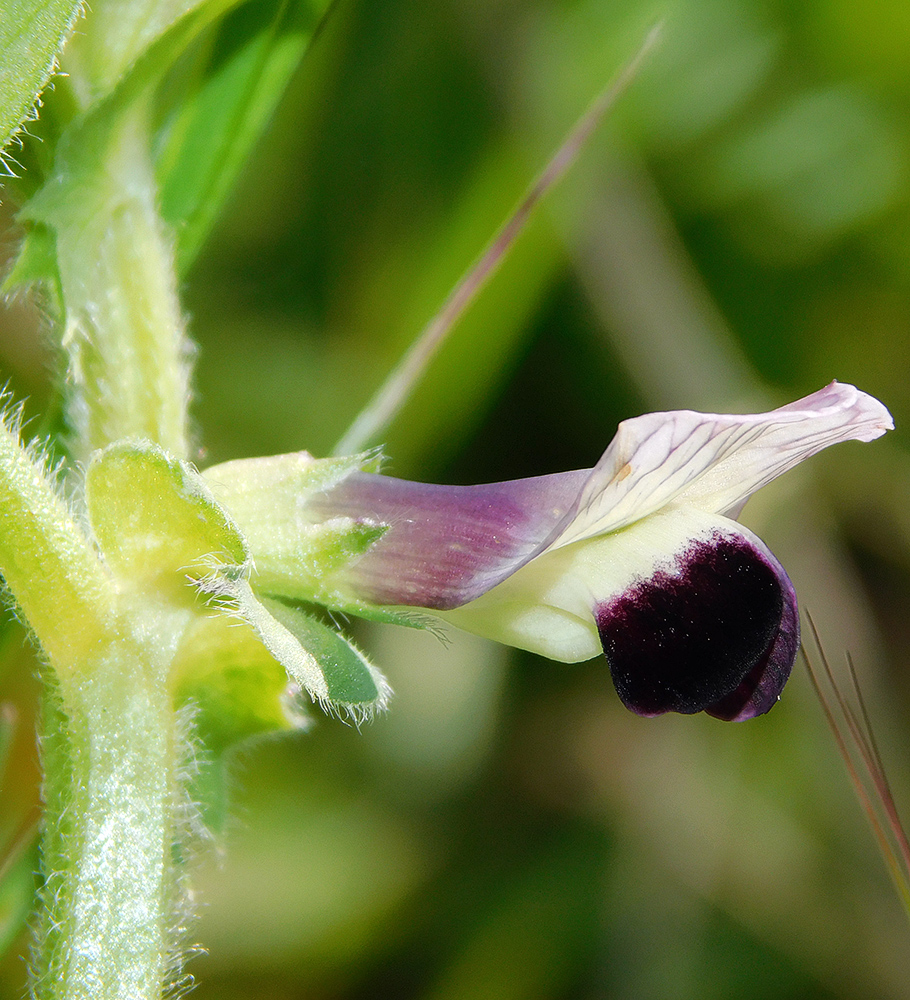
<box><xmin>590</xmin><ymin>517</ymin><xmax>799</xmax><ymax>721</ymax></box>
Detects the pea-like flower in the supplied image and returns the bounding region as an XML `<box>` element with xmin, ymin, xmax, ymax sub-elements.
<box><xmin>205</xmin><ymin>382</ymin><xmax>892</xmax><ymax>722</ymax></box>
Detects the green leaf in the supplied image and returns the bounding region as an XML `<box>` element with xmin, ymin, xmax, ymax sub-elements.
<box><xmin>85</xmin><ymin>440</ymin><xmax>248</xmax><ymax>594</ymax></box>
<box><xmin>156</xmin><ymin>0</ymin><xmax>335</xmax><ymax>272</ymax></box>
<box><xmin>1</xmin><ymin>223</ymin><xmax>61</xmax><ymax>309</ymax></box>
<box><xmin>260</xmin><ymin>596</ymin><xmax>386</xmax><ymax>707</ymax></box>
<box><xmin>222</xmin><ymin>580</ymin><xmax>391</xmax><ymax>720</ymax></box>
<box><xmin>173</xmin><ymin>612</ymin><xmax>304</xmax><ymax>753</ymax></box>
<box><xmin>0</xmin><ymin>0</ymin><xmax>83</xmax><ymax>155</ymax></box>
<box><xmin>15</xmin><ymin>0</ymin><xmax>247</xmax><ymax>237</ymax></box>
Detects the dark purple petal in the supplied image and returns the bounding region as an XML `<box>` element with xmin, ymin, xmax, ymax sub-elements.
<box><xmin>705</xmin><ymin>582</ymin><xmax>799</xmax><ymax>721</ymax></box>
<box><xmin>594</xmin><ymin>532</ymin><xmax>797</xmax><ymax>719</ymax></box>
<box><xmin>307</xmin><ymin>469</ymin><xmax>590</xmax><ymax>609</ymax></box>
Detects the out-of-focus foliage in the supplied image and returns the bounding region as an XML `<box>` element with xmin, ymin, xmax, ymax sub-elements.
<box><xmin>2</xmin><ymin>0</ymin><xmax>910</xmax><ymax>997</ymax></box>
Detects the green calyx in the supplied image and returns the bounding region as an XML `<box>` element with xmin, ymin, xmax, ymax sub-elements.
<box><xmin>85</xmin><ymin>440</ymin><xmax>391</xmax><ymax>722</ymax></box>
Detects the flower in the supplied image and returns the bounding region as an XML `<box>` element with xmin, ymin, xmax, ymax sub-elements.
<box><xmin>203</xmin><ymin>382</ymin><xmax>892</xmax><ymax>722</ymax></box>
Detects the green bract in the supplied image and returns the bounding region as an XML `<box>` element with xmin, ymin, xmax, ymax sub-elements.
<box><xmin>85</xmin><ymin>440</ymin><xmax>247</xmax><ymax>592</ymax></box>
<box><xmin>84</xmin><ymin>440</ymin><xmax>391</xmax><ymax>724</ymax></box>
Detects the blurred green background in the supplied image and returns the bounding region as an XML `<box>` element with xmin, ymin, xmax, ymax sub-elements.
<box><xmin>3</xmin><ymin>0</ymin><xmax>910</xmax><ymax>996</ymax></box>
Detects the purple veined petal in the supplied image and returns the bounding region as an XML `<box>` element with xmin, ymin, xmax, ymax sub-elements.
<box><xmin>306</xmin><ymin>385</ymin><xmax>888</xmax><ymax>614</ymax></box>
<box><xmin>439</xmin><ymin>506</ymin><xmax>799</xmax><ymax>718</ymax></box>
<box><xmin>306</xmin><ymin>468</ymin><xmax>590</xmax><ymax>609</ymax></box>
<box><xmin>550</xmin><ymin>382</ymin><xmax>893</xmax><ymax>550</ymax></box>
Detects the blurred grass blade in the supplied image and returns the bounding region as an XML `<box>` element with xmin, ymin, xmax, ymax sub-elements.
<box><xmin>845</xmin><ymin>651</ymin><xmax>910</xmax><ymax>868</ymax></box>
<box><xmin>803</xmin><ymin>614</ymin><xmax>910</xmax><ymax>920</ymax></box>
<box><xmin>0</xmin><ymin>839</ymin><xmax>38</xmax><ymax>960</ymax></box>
<box><xmin>0</xmin><ymin>0</ymin><xmax>83</xmax><ymax>156</ymax></box>
<box><xmin>0</xmin><ymin>704</ymin><xmax>39</xmax><ymax>960</ymax></box>
<box><xmin>332</xmin><ymin>22</ymin><xmax>662</xmax><ymax>456</ymax></box>
<box><xmin>0</xmin><ymin>703</ymin><xmax>15</xmax><ymax>795</ymax></box>
<box><xmin>157</xmin><ymin>0</ymin><xmax>335</xmax><ymax>273</ymax></box>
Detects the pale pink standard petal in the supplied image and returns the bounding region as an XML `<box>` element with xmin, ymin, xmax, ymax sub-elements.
<box><xmin>552</xmin><ymin>382</ymin><xmax>892</xmax><ymax>547</ymax></box>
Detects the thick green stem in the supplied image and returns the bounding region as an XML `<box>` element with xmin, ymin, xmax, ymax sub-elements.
<box><xmin>0</xmin><ymin>426</ymin><xmax>192</xmax><ymax>998</ymax></box>
<box><xmin>2</xmin><ymin>13</ymin><xmax>209</xmax><ymax>991</ymax></box>
<box><xmin>24</xmin><ymin>100</ymin><xmax>193</xmax><ymax>463</ymax></box>
<box><xmin>34</xmin><ymin>640</ymin><xmax>185</xmax><ymax>1000</ymax></box>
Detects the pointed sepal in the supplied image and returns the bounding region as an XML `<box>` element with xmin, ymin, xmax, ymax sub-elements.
<box><xmin>209</xmin><ymin>578</ymin><xmax>391</xmax><ymax>722</ymax></box>
<box><xmin>202</xmin><ymin>451</ymin><xmax>425</xmax><ymax>622</ymax></box>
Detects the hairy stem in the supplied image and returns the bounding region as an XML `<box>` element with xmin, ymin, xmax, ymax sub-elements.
<box><xmin>62</xmin><ymin>105</ymin><xmax>192</xmax><ymax>461</ymax></box>
<box><xmin>24</xmin><ymin>100</ymin><xmax>193</xmax><ymax>463</ymax></box>
<box><xmin>0</xmin><ymin>425</ymin><xmax>193</xmax><ymax>998</ymax></box>
<box><xmin>33</xmin><ymin>643</ymin><xmax>185</xmax><ymax>1000</ymax></box>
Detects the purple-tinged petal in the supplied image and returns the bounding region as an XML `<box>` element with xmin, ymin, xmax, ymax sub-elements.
<box><xmin>595</xmin><ymin>527</ymin><xmax>798</xmax><ymax>719</ymax></box>
<box><xmin>551</xmin><ymin>382</ymin><xmax>892</xmax><ymax>549</ymax></box>
<box><xmin>302</xmin><ymin>385</ymin><xmax>890</xmax><ymax>615</ymax></box>
<box><xmin>306</xmin><ymin>469</ymin><xmax>589</xmax><ymax>609</ymax></box>
<box><xmin>206</xmin><ymin>384</ymin><xmax>889</xmax><ymax>632</ymax></box>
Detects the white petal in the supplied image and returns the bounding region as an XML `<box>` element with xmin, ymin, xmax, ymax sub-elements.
<box><xmin>438</xmin><ymin>505</ymin><xmax>775</xmax><ymax>662</ymax></box>
<box><xmin>552</xmin><ymin>382</ymin><xmax>892</xmax><ymax>548</ymax></box>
